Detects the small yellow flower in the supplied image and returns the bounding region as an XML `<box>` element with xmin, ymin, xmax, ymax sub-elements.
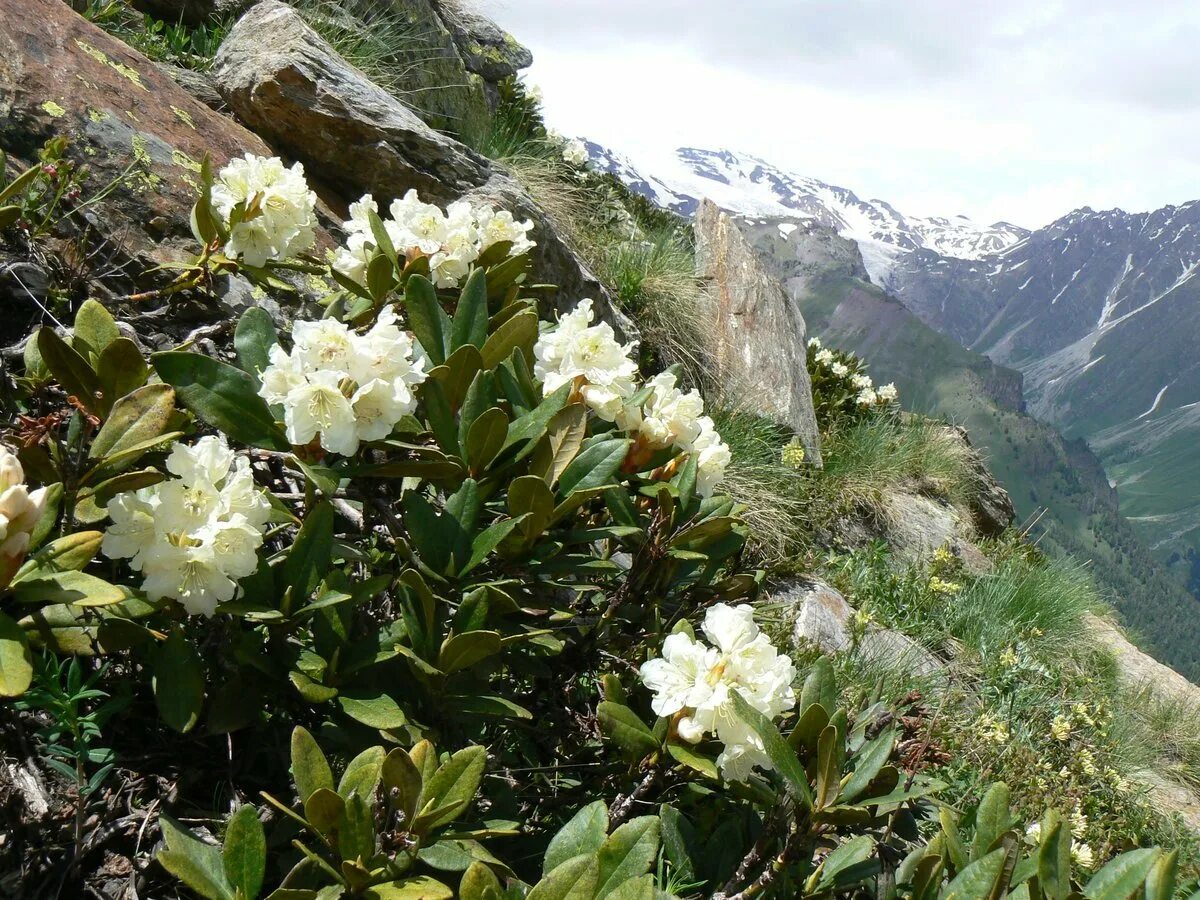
<box><xmin>998</xmin><ymin>646</ymin><xmax>1019</xmax><ymax>668</ymax></box>
<box><xmin>1050</xmin><ymin>715</ymin><xmax>1072</xmax><ymax>742</ymax></box>
<box><xmin>781</xmin><ymin>439</ymin><xmax>806</xmax><ymax>469</ymax></box>
<box><xmin>928</xmin><ymin>576</ymin><xmax>962</xmax><ymax>596</ymax></box>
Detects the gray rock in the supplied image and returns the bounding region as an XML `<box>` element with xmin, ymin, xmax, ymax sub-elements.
<box><xmin>942</xmin><ymin>424</ymin><xmax>1015</xmax><ymax>536</ymax></box>
<box><xmin>779</xmin><ymin>577</ymin><xmax>853</xmax><ymax>653</ymax></box>
<box><xmin>214</xmin><ymin>1</ymin><xmax>491</xmax><ymax>205</ymax></box>
<box><xmin>156</xmin><ymin>63</ymin><xmax>226</xmax><ymax>111</ymax></box>
<box><xmin>693</xmin><ymin>199</ymin><xmax>821</xmax><ymax>462</ymax></box>
<box><xmin>213</xmin><ymin>3</ymin><xmax>632</xmax><ymax>339</ymax></box>
<box><xmin>437</xmin><ymin>1</ymin><xmax>533</xmax><ymax>81</ymax></box>
<box><xmin>780</xmin><ymin>575</ymin><xmax>946</xmax><ymax>680</ymax></box>
<box><xmin>856</xmin><ymin>627</ymin><xmax>946</xmax><ymax>682</ymax></box>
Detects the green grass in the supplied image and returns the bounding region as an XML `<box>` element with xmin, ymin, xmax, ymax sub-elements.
<box><xmin>814</xmin><ymin>415</ymin><xmax>980</xmax><ymax>521</ymax></box>
<box><xmin>816</xmin><ymin>542</ymin><xmax>1200</xmax><ymax>873</ymax></box>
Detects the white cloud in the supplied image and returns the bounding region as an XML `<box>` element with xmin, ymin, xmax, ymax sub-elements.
<box><xmin>480</xmin><ymin>0</ymin><xmax>1200</xmax><ymax>228</ymax></box>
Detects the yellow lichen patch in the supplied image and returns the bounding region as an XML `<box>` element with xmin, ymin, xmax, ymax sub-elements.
<box><xmin>41</xmin><ymin>100</ymin><xmax>67</xmax><ymax>118</ymax></box>
<box><xmin>171</xmin><ymin>149</ymin><xmax>202</xmax><ymax>173</ymax></box>
<box><xmin>74</xmin><ymin>39</ymin><xmax>148</xmax><ymax>91</ymax></box>
<box><xmin>126</xmin><ymin>110</ymin><xmax>140</xmax><ymax>124</ymax></box>
<box><xmin>86</xmin><ymin>107</ymin><xmax>109</xmax><ymax>123</ymax></box>
<box><xmin>129</xmin><ymin>135</ymin><xmax>162</xmax><ymax>193</ymax></box>
<box><xmin>170</xmin><ymin>106</ymin><xmax>196</xmax><ymax>130</ymax></box>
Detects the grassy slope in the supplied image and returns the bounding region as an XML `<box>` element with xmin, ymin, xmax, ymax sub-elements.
<box><xmin>796</xmin><ymin>273</ymin><xmax>1200</xmax><ymax>680</ymax></box>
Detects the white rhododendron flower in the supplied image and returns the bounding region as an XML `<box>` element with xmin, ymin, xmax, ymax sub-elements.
<box><xmin>211</xmin><ymin>154</ymin><xmax>317</xmax><ymax>268</ymax></box>
<box><xmin>331</xmin><ymin>190</ymin><xmax>535</xmax><ymax>289</ymax></box>
<box><xmin>829</xmin><ymin>361</ymin><xmax>849</xmax><ymax>377</ymax></box>
<box><xmin>562</xmin><ymin>138</ymin><xmax>589</xmax><ymax>167</ymax></box>
<box><xmin>1071</xmin><ymin>842</ymin><xmax>1096</xmax><ymax>869</ymax></box>
<box><xmin>877</xmin><ymin>382</ymin><xmax>898</xmax><ymax>403</ymax></box>
<box><xmin>813</xmin><ymin>349</ymin><xmax>834</xmax><ymax>365</ymax></box>
<box><xmin>534</xmin><ymin>299</ymin><xmax>638</xmax><ymax>421</ymax></box>
<box><xmin>640</xmin><ymin>604</ymin><xmax>796</xmax><ymax>782</ymax></box>
<box><xmin>686</xmin><ymin>416</ymin><xmax>732</xmax><ymax>498</ymax></box>
<box><xmin>850</xmin><ymin>373</ymin><xmax>872</xmax><ymax>390</ymax></box>
<box><xmin>102</xmin><ymin>437</ymin><xmax>270</xmax><ymax>616</ymax></box>
<box><xmin>615</xmin><ymin>371</ymin><xmax>705</xmax><ymax>450</ymax></box>
<box><xmin>0</xmin><ymin>446</ymin><xmax>48</xmax><ymax>588</ymax></box>
<box><xmin>808</xmin><ymin>336</ymin><xmax>821</xmax><ymax>349</ymax></box>
<box><xmin>856</xmin><ymin>388</ymin><xmax>878</xmax><ymax>406</ymax></box>
<box><xmin>259</xmin><ymin>307</ymin><xmax>427</xmax><ymax>456</ymax></box>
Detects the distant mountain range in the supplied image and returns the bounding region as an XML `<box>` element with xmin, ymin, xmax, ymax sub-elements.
<box><xmin>591</xmin><ymin>143</ymin><xmax>1200</xmax><ymax>594</ymax></box>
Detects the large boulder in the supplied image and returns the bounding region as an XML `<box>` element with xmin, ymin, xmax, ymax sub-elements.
<box><xmin>0</xmin><ymin>0</ymin><xmax>272</xmax><ymax>269</ymax></box>
<box><xmin>693</xmin><ymin>199</ymin><xmax>822</xmax><ymax>461</ymax></box>
<box><xmin>214</xmin><ymin>1</ymin><xmax>490</xmax><ymax>205</ymax></box>
<box><xmin>213</xmin><ymin>1</ymin><xmax>632</xmax><ymax>336</ymax></box>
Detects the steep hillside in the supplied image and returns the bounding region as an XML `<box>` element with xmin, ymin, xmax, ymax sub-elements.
<box><xmin>728</xmin><ymin>215</ymin><xmax>1200</xmax><ymax>679</ymax></box>
<box><xmin>885</xmin><ymin>205</ymin><xmax>1200</xmax><ymax>571</ymax></box>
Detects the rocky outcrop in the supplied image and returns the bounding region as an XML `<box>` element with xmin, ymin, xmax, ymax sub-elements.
<box><xmin>0</xmin><ymin>0</ymin><xmax>271</xmax><ymax>269</ymax></box>
<box><xmin>436</xmin><ymin>1</ymin><xmax>533</xmax><ymax>82</ymax></box>
<box><xmin>941</xmin><ymin>425</ymin><xmax>1016</xmax><ymax>536</ymax></box>
<box><xmin>693</xmin><ymin>199</ymin><xmax>821</xmax><ymax>461</ymax></box>
<box><xmin>214</xmin><ymin>2</ymin><xmax>490</xmax><ymax>204</ymax></box>
<box><xmin>779</xmin><ymin>576</ymin><xmax>945</xmax><ymax>680</ymax></box>
<box><xmin>213</xmin><ymin>1</ymin><xmax>631</xmax><ymax>336</ymax></box>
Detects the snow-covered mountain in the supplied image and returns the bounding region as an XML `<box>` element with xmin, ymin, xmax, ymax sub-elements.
<box><xmin>587</xmin><ymin>143</ymin><xmax>1028</xmax><ymax>283</ymax></box>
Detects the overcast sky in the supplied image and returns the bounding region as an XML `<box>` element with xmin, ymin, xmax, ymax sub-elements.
<box><xmin>478</xmin><ymin>0</ymin><xmax>1200</xmax><ymax>229</ymax></box>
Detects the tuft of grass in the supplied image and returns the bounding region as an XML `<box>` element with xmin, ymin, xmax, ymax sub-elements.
<box><xmin>82</xmin><ymin>2</ymin><xmax>231</xmax><ymax>71</ymax></box>
<box><xmin>820</xmin><ymin>416</ymin><xmax>978</xmax><ymax>510</ymax></box>
<box><xmin>1116</xmin><ymin>683</ymin><xmax>1200</xmax><ymax>791</ymax></box>
<box><xmin>706</xmin><ymin>404</ymin><xmax>806</xmax><ymax>564</ymax></box>
<box><xmin>948</xmin><ymin>555</ymin><xmax>1099</xmax><ymax>657</ymax></box>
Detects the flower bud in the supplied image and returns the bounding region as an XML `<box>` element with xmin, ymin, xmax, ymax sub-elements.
<box><xmin>0</xmin><ymin>446</ymin><xmax>47</xmax><ymax>589</ymax></box>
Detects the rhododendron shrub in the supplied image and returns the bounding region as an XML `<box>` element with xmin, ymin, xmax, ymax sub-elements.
<box><xmin>5</xmin><ymin>159</ymin><xmax>1160</xmax><ymax>899</ymax></box>
<box><xmin>807</xmin><ymin>335</ymin><xmax>898</xmax><ymax>431</ymax></box>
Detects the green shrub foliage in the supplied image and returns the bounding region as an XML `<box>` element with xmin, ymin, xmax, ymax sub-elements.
<box><xmin>1</xmin><ymin>155</ymin><xmax>1172</xmax><ymax>898</ymax></box>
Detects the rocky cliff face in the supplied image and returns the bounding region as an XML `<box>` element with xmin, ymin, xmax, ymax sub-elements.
<box><xmin>692</xmin><ymin>200</ymin><xmax>821</xmax><ymax>461</ymax></box>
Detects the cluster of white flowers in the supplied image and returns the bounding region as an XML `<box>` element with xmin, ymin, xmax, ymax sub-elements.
<box><xmin>809</xmin><ymin>340</ymin><xmax>899</xmax><ymax>408</ymax></box>
<box><xmin>1023</xmin><ymin>822</ymin><xmax>1094</xmax><ymax>868</ymax></box>
<box><xmin>258</xmin><ymin>309</ymin><xmax>427</xmax><ymax>457</ymax></box>
<box><xmin>0</xmin><ymin>447</ymin><xmax>48</xmax><ymax>588</ymax></box>
<box><xmin>562</xmin><ymin>137</ymin><xmax>589</xmax><ymax>167</ymax></box>
<box><xmin>211</xmin><ymin>154</ymin><xmax>317</xmax><ymax>268</ymax></box>
<box><xmin>534</xmin><ymin>299</ymin><xmax>638</xmax><ymax>421</ymax></box>
<box><xmin>102</xmin><ymin>437</ymin><xmax>270</xmax><ymax>616</ymax></box>
<box><xmin>331</xmin><ymin>190</ymin><xmax>535</xmax><ymax>290</ymax></box>
<box><xmin>534</xmin><ymin>302</ymin><xmax>732</xmax><ymax>496</ymax></box>
<box><xmin>640</xmin><ymin>604</ymin><xmax>796</xmax><ymax>782</ymax></box>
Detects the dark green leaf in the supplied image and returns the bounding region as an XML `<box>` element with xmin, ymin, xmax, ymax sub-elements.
<box><xmin>730</xmin><ymin>691</ymin><xmax>813</xmax><ymax>808</ymax></box>
<box><xmin>152</xmin><ymin>628</ymin><xmax>204</xmax><ymax>733</ymax></box>
<box><xmin>290</xmin><ymin>726</ymin><xmax>333</xmax><ymax>802</ymax></box>
<box><xmin>597</xmin><ymin>701</ymin><xmax>659</xmax><ymax>757</ymax></box>
<box><xmin>153</xmin><ymin>352</ymin><xmax>288</xmax><ymax>450</ymax></box>
<box><xmin>451</xmin><ymin>268</ymin><xmax>488</xmax><ymax>351</ymax></box>
<box><xmin>595</xmin><ymin>816</ymin><xmax>660</xmax><ymax>900</ymax></box>
<box><xmin>234</xmin><ymin>308</ymin><xmax>279</xmax><ymax>387</ymax></box>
